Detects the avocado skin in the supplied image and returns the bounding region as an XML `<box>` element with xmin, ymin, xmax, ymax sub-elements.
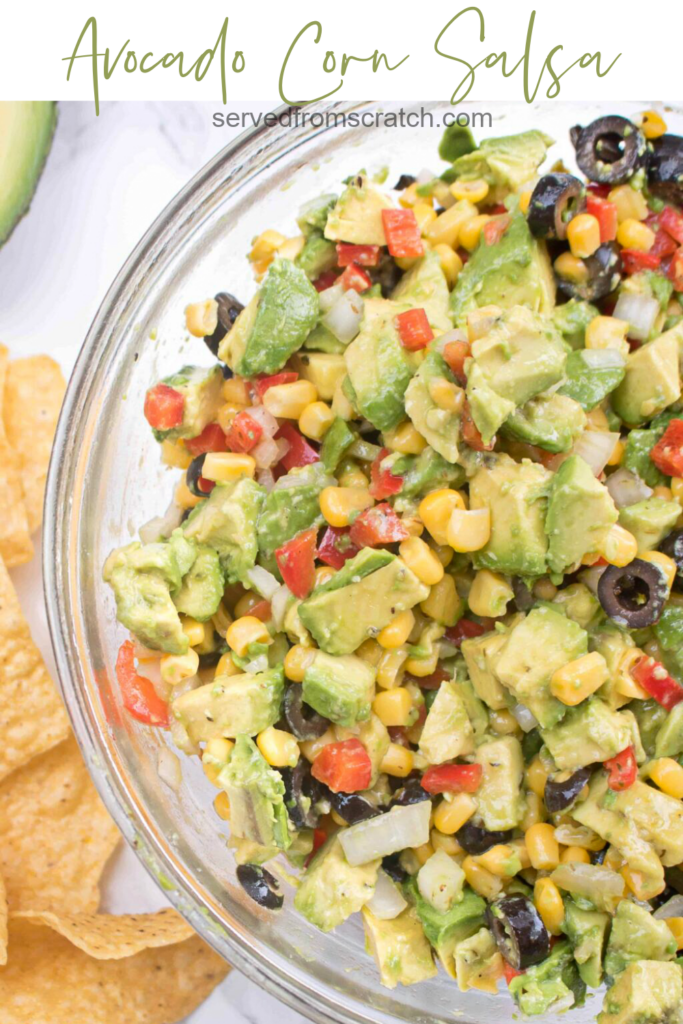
<box><xmin>1</xmin><ymin>101</ymin><xmax>57</xmax><ymax>247</ymax></box>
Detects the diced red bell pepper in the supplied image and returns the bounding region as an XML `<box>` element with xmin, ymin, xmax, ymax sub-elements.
<box><xmin>668</xmin><ymin>249</ymin><xmax>683</xmax><ymax>291</ymax></box>
<box><xmin>115</xmin><ymin>640</ymin><xmax>169</xmax><ymax>727</ymax></box>
<box><xmin>395</xmin><ymin>308</ymin><xmax>434</xmax><ymax>351</ymax></box>
<box><xmin>143</xmin><ymin>383</ymin><xmax>184</xmax><ymax>431</ymax></box>
<box><xmin>313</xmin><ymin>270</ymin><xmax>338</xmax><ymax>292</ymax></box>
<box><xmin>620</xmin><ymin>249</ymin><xmax>661</xmax><ymax>274</ymax></box>
<box><xmin>275</xmin><ymin>527</ymin><xmax>318</xmax><ymax>600</ymax></box>
<box><xmin>249</xmin><ymin>599</ymin><xmax>272</xmax><ymax>622</ymax></box>
<box><xmin>369</xmin><ymin>448</ymin><xmax>404</xmax><ymax>500</ymax></box>
<box><xmin>421</xmin><ymin>763</ymin><xmax>483</xmax><ymax>795</ymax></box>
<box><xmin>197</xmin><ymin>476</ymin><xmax>215</xmax><ymax>495</ymax></box>
<box><xmin>442</xmin><ymin>339</ymin><xmax>471</xmax><ymax>386</ymax></box>
<box><xmin>304</xmin><ymin>827</ymin><xmax>329</xmax><ymax>868</ymax></box>
<box><xmin>316</xmin><ymin>526</ymin><xmax>360</xmax><ymax>570</ymax></box>
<box><xmin>651</xmin><ymin>229</ymin><xmax>679</xmax><ymax>260</ymax></box>
<box><xmin>603</xmin><ymin>745</ymin><xmax>637</xmax><ymax>791</ymax></box>
<box><xmin>275</xmin><ymin>423</ymin><xmax>320</xmax><ymax>471</ymax></box>
<box><xmin>487</xmin><ymin>203</ymin><xmax>509</xmax><ymax>215</ymax></box>
<box><xmin>586</xmin><ymin>194</ymin><xmax>618</xmax><ymax>243</ymax></box>
<box><xmin>311</xmin><ymin>738</ymin><xmax>372</xmax><ymax>793</ymax></box>
<box><xmin>406</xmin><ymin>666</ymin><xmax>451</xmax><ymax>690</ymax></box>
<box><xmin>226</xmin><ymin>410</ymin><xmax>264</xmax><ymax>453</ymax></box>
<box><xmin>587</xmin><ymin>184</ymin><xmax>612</xmax><ymax>199</ymax></box>
<box><xmin>632</xmin><ymin>656</ymin><xmax>683</xmax><ymax>710</ymax></box>
<box><xmin>482</xmin><ymin>215</ymin><xmax>511</xmax><ymax>247</ymax></box>
<box><xmin>339</xmin><ymin>262</ymin><xmax>373</xmax><ymax>293</ymax></box>
<box><xmin>184</xmin><ymin>423</ymin><xmax>228</xmax><ymax>457</ymax></box>
<box><xmin>445</xmin><ymin>619</ymin><xmax>487</xmax><ymax>646</ymax></box>
<box><xmin>381</xmin><ymin>208</ymin><xmax>424</xmax><ymax>259</ymax></box>
<box><xmin>460</xmin><ymin>399</ymin><xmax>494</xmax><ymax>452</ymax></box>
<box><xmin>661</xmin><ymin>207</ymin><xmax>683</xmax><ymax>246</ymax></box>
<box><xmin>336</xmin><ymin>243</ymin><xmax>380</xmax><ymax>268</ymax></box>
<box><xmin>349</xmin><ymin>503</ymin><xmax>409</xmax><ymax>548</ymax></box>
<box><xmin>253</xmin><ymin>372</ymin><xmax>299</xmax><ymax>401</ymax></box>
<box><xmin>503</xmin><ymin>964</ymin><xmax>524</xmax><ymax>985</ymax></box>
<box><xmin>650</xmin><ymin>419</ymin><xmax>683</xmax><ymax>477</ymax></box>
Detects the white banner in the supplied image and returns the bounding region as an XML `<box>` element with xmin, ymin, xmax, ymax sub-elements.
<box><xmin>1</xmin><ymin>1</ymin><xmax>681</xmax><ymax>108</ymax></box>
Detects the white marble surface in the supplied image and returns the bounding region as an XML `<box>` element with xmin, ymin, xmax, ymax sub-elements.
<box><xmin>0</xmin><ymin>100</ymin><xmax>308</xmax><ymax>1024</ymax></box>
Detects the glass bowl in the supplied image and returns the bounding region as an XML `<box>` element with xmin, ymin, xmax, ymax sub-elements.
<box><xmin>44</xmin><ymin>99</ymin><xmax>682</xmax><ymax>1024</ymax></box>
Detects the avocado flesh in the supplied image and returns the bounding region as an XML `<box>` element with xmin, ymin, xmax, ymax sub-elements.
<box><xmin>419</xmin><ymin>679</ymin><xmax>475</xmax><ymax>764</ymax></box>
<box><xmin>404</xmin><ymin>349</ymin><xmax>460</xmax><ymax>463</ymax></box>
<box><xmin>183</xmin><ymin>477</ymin><xmax>265</xmax><ymax>584</ymax></box>
<box><xmin>545</xmin><ymin>455</ymin><xmax>619</xmax><ymax>575</ymax></box>
<box><xmin>461</xmin><ymin>624</ymin><xmax>520</xmax><ymax>711</ymax></box>
<box><xmin>172</xmin><ymin>665</ymin><xmax>284</xmax><ymax>743</ymax></box>
<box><xmin>172</xmin><ymin>545</ymin><xmax>223</xmax><ymax>622</ymax></box>
<box><xmin>294</xmin><ymin>835</ymin><xmax>380</xmax><ymax>932</ymax></box>
<box><xmin>362</xmin><ymin>906</ymin><xmax>438</xmax><ymax>989</ymax></box>
<box><xmin>603</xmin><ymin>899</ymin><xmax>676</xmax><ymax>978</ymax></box>
<box><xmin>474</xmin><ymin>735</ymin><xmax>525</xmax><ymax>831</ymax></box>
<box><xmin>618</xmin><ymin>497</ymin><xmax>681</xmax><ymax>554</ymax></box>
<box><xmin>391</xmin><ymin>250</ymin><xmax>452</xmax><ymax>332</ymax></box>
<box><xmin>598</xmin><ymin>961</ymin><xmax>683</xmax><ymax>1024</ymax></box>
<box><xmin>302</xmin><ymin>651</ymin><xmax>376</xmax><ymax>727</ymax></box>
<box><xmin>611</xmin><ymin>329</ymin><xmax>681</xmax><ymax>425</ymax></box>
<box><xmin>256</xmin><ymin>463</ymin><xmax>330</xmax><ymax>563</ymax></box>
<box><xmin>0</xmin><ymin>101</ymin><xmax>57</xmax><ymax>246</ymax></box>
<box><xmin>154</xmin><ymin>365</ymin><xmax>224</xmax><ymax>442</ymax></box>
<box><xmin>404</xmin><ymin>878</ymin><xmax>486</xmax><ymax>978</ymax></box>
<box><xmin>562</xmin><ymin>898</ymin><xmax>609</xmax><ymax>988</ymax></box>
<box><xmin>454</xmin><ymin>927</ymin><xmax>503</xmax><ymax>994</ymax></box>
<box><xmin>508</xmin><ymin>939</ymin><xmax>586</xmax><ymax>1016</ymax></box>
<box><xmin>541</xmin><ymin>699</ymin><xmax>631</xmax><ymax>771</ymax></box>
<box><xmin>502</xmin><ymin>393</ymin><xmax>586</xmax><ymax>454</ymax></box>
<box><xmin>218</xmin><ymin>734</ymin><xmax>291</xmax><ymax>850</ymax></box>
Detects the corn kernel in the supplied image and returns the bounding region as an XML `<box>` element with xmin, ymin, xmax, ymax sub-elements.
<box><xmin>212</xmin><ymin>602</ymin><xmax>233</xmax><ymax>639</ymax></box>
<box><xmin>459</xmin><ymin>214</ymin><xmax>492</xmax><ymax>252</ymax></box>
<box><xmin>478</xmin><ymin>843</ymin><xmax>520</xmax><ymax>877</ymax></box>
<box><xmin>401</xmin><ymin>515</ymin><xmax>424</xmax><ymax>537</ymax></box>
<box><xmin>185</xmin><ymin>299</ymin><xmax>218</xmax><ymax>338</ymax></box>
<box><xmin>550</xmin><ymin>651</ymin><xmax>609</xmax><ymax>706</ymax></box>
<box><xmin>263</xmin><ymin>380</ymin><xmax>318</xmax><ymax>419</ymax></box>
<box><xmin>489</xmin><ymin>709</ymin><xmax>521</xmax><ymax>736</ymax></box>
<box><xmin>600</xmin><ymin>524</ymin><xmax>638</xmax><ymax>567</ymax></box>
<box><xmin>424</xmin><ymin>199</ymin><xmax>478</xmax><ymax>249</ymax></box>
<box><xmin>462</xmin><ymin>855</ymin><xmax>503</xmax><ymax>899</ymax></box>
<box><xmin>585</xmin><ymin>315</ymin><xmax>629</xmax><ymax>357</ymax></box>
<box><xmin>356</xmin><ymin>638</ymin><xmax>383</xmax><ymax>667</ymax></box>
<box><xmin>377</xmin><ymin>646</ymin><xmax>409</xmax><ymax>689</ymax></box>
<box><xmin>554</xmin><ymin>252</ymin><xmax>589</xmax><ymax>284</ymax></box>
<box><xmin>315</xmin><ymin>565</ymin><xmax>336</xmax><ymax>587</ymax></box>
<box><xmin>413</xmin><ymin>202</ymin><xmax>437</xmax><ymax>235</ymax></box>
<box><xmin>567</xmin><ymin>213</ymin><xmax>601</xmax><ymax>259</ymax></box>
<box><xmin>431</xmin><ymin>829</ymin><xmax>462</xmax><ymax>856</ymax></box>
<box><xmin>257</xmin><ymin>725</ymin><xmax>300</xmax><ymax>768</ymax></box>
<box><xmin>585</xmin><ymin>406</ymin><xmax>611</xmax><ymax>432</ymax></box>
<box><xmin>450</xmin><ymin>178</ymin><xmax>490</xmax><ymax>204</ymax></box>
<box><xmin>521</xmin><ymin>791</ymin><xmax>546</xmax><ymax>829</ymax></box>
<box><xmin>428</xmin><ymin>376</ymin><xmax>465</xmax><ymax>414</ymax></box>
<box><xmin>534</xmin><ymin>877</ymin><xmax>565</xmax><ymax>936</ymax></box>
<box><xmin>222</xmin><ymin>377</ymin><xmax>250</xmax><ymax>405</ymax></box>
<box><xmin>203</xmin><ymin>452</ymin><xmax>255</xmax><ymax>482</ymax></box>
<box><xmin>447</xmin><ymin>508</ymin><xmax>491</xmax><ymax>553</ymax></box>
<box><xmin>298</xmin><ymin>401</ymin><xmax>334</xmax><ymax>440</ymax></box>
<box><xmin>519</xmin><ymin>189</ymin><xmax>533</xmax><ymax>215</ymax></box>
<box><xmin>649</xmin><ymin>758</ymin><xmax>683</xmax><ymax>799</ymax></box>
<box><xmin>214</xmin><ymin>792</ymin><xmax>232</xmax><ymax>820</ymax></box>
<box><xmin>405</xmin><ymin>647</ymin><xmax>440</xmax><ymax>678</ymax></box>
<box><xmin>617</xmin><ymin>218</ymin><xmax>655</xmax><ymax>252</ymax></box>
<box><xmin>639</xmin><ymin>551</ymin><xmax>676</xmax><ymax>590</ymax></box>
<box><xmin>226</xmin><ymin>616</ymin><xmax>271</xmax><ymax>658</ymax></box>
<box><xmin>622</xmin><ymin>862</ymin><xmax>664</xmax><ymax>901</ymax></box>
<box><xmin>380</xmin><ymin>742</ymin><xmax>414</xmax><ymax>777</ymax></box>
<box><xmin>399</xmin><ymin>183</ymin><xmax>425</xmax><ymax>209</ymax></box>
<box><xmin>420</xmin><ymin>574</ymin><xmax>462</xmax><ymax>626</ymax></box>
<box><xmin>399</xmin><ymin>536</ymin><xmax>444</xmax><ymax>586</ymax></box>
<box><xmin>160</xmin><ymin>649</ymin><xmax>199</xmax><ymax>685</ymax></box>
<box><xmin>526</xmin><ymin>757</ymin><xmax>549</xmax><ymax>799</ymax></box>
<box><xmin>175</xmin><ymin>480</ymin><xmax>202</xmax><ymax>510</ymax></box>
<box><xmin>216</xmin><ymin>403</ymin><xmax>243</xmax><ymax>433</ymax></box>
<box><xmin>412</xmin><ymin>841</ymin><xmax>435</xmax><ymax>867</ymax></box>
<box><xmin>206</xmin><ymin>736</ymin><xmax>234</xmax><ymax>763</ymax></box>
<box><xmin>249</xmin><ymin>229</ymin><xmax>286</xmax><ymax>262</ymax></box>
<box><xmin>525</xmin><ymin>823</ymin><xmax>560</xmax><ymax>871</ymax></box>
<box><xmin>161</xmin><ymin>440</ymin><xmax>193</xmax><ymax>470</ymax></box>
<box><xmin>667</xmin><ymin>919</ymin><xmax>683</xmax><ymax>950</ymax></box>
<box><xmin>560</xmin><ymin>846</ymin><xmax>591</xmax><ymax>865</ymax></box>
<box><xmin>653</xmin><ymin>485</ymin><xmax>674</xmax><ymax>501</ymax></box>
<box><xmin>377</xmin><ymin>610</ymin><xmax>415</xmax><ymax>650</ymax></box>
<box><xmin>337</xmin><ymin>459</ymin><xmax>368</xmax><ymax>489</ymax></box>
<box><xmin>215</xmin><ymin>652</ymin><xmax>240</xmax><ymax>678</ymax></box>
<box><xmin>300</xmin><ymin>727</ymin><xmax>336</xmax><ymax>763</ymax></box>
<box><xmin>284</xmin><ymin>644</ymin><xmax>316</xmax><ymax>682</ymax></box>
<box><xmin>614</xmin><ymin>646</ymin><xmax>650</xmax><ymax>699</ymax></box>
<box><xmin>419</xmin><ymin>489</ymin><xmax>466</xmax><ymax>546</ymax></box>
<box><xmin>638</xmin><ymin>109</ymin><xmax>667</xmax><ymax>140</ymax></box>
<box><xmin>468</xmin><ymin>570</ymin><xmax>513</xmax><ymax>618</ymax></box>
<box><xmin>179</xmin><ymin>616</ymin><xmax>205</xmax><ymax>648</ymax></box>
<box><xmin>608</xmin><ymin>440</ymin><xmax>625</xmax><ymax>467</ymax></box>
<box><xmin>671</xmin><ymin>478</ymin><xmax>683</xmax><ymax>504</ymax></box>
<box><xmin>373</xmin><ymin>687</ymin><xmax>413</xmax><ymax>727</ymax></box>
<box><xmin>320</xmin><ymin>486</ymin><xmax>374</xmax><ymax>528</ymax></box>
<box><xmin>277</xmin><ymin>234</ymin><xmax>306</xmax><ymax>261</ymax></box>
<box><xmin>608</xmin><ymin>184</ymin><xmax>649</xmax><ymax>223</ymax></box>
<box><xmin>384</xmin><ymin>421</ymin><xmax>427</xmax><ymax>455</ymax></box>
<box><xmin>434</xmin><ymin>792</ymin><xmax>477</xmax><ymax>835</ymax></box>
<box><xmin>432</xmin><ymin>243</ymin><xmax>463</xmax><ymax>288</ymax></box>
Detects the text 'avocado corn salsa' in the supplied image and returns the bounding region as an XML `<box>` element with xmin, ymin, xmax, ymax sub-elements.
<box><xmin>104</xmin><ymin>111</ymin><xmax>683</xmax><ymax>1020</ymax></box>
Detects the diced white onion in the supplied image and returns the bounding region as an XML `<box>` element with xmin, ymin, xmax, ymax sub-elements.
<box><xmin>572</xmin><ymin>431</ymin><xmax>620</xmax><ymax>477</ymax></box>
<box><xmin>606</xmin><ymin>467</ymin><xmax>653</xmax><ymax>508</ymax></box>
<box><xmin>271</xmin><ymin>584</ymin><xmax>293</xmax><ymax>632</ymax></box>
<box><xmin>613</xmin><ymin>292</ymin><xmax>660</xmax><ymax>342</ymax></box>
<box><xmin>256</xmin><ymin>468</ymin><xmax>276</xmax><ymax>492</ymax></box>
<box><xmin>551</xmin><ymin>863</ymin><xmax>625</xmax><ymax>913</ymax></box>
<box><xmin>654</xmin><ymin>895</ymin><xmax>683</xmax><ymax>920</ymax></box>
<box><xmin>246</xmin><ymin>404</ymin><xmax>279</xmax><ymax>438</ymax></box>
<box><xmin>434</xmin><ymin>329</ymin><xmax>468</xmax><ymax>354</ymax></box>
<box><xmin>132</xmin><ymin>640</ymin><xmax>162</xmax><ymax>662</ymax></box>
<box><xmin>157</xmin><ymin>748</ymin><xmax>182</xmax><ymax>792</ymax></box>
<box><xmin>272</xmin><ymin>463</ymin><xmax>333</xmax><ymax>492</ymax></box>
<box><xmin>244</xmin><ymin>654</ymin><xmax>269</xmax><ymax>674</ymax></box>
<box><xmin>512</xmin><ymin>703</ymin><xmax>539</xmax><ymax>733</ymax></box>
<box><xmin>139</xmin><ymin>500</ymin><xmax>183</xmax><ymax>543</ymax></box>
<box><xmin>322</xmin><ymin>290</ymin><xmax>364</xmax><ymax>344</ymax></box>
<box><xmin>366</xmin><ymin>869</ymin><xmax>408</xmax><ymax>921</ymax></box>
<box><xmin>252</xmin><ymin>436</ymin><xmax>281</xmax><ymax>470</ymax></box>
<box><xmin>171</xmin><ymin>673</ymin><xmax>199</xmax><ymax>700</ymax></box>
<box><xmin>244</xmin><ymin>565</ymin><xmax>280</xmax><ymax>600</ymax></box>
<box><xmin>579</xmin><ymin>348</ymin><xmax>625</xmax><ymax>370</ymax></box>
<box><xmin>318</xmin><ymin>282</ymin><xmax>345</xmax><ymax>314</ymax></box>
<box><xmin>417</xmin><ymin>167</ymin><xmax>434</xmax><ymax>185</ymax></box>
<box><xmin>339</xmin><ymin>801</ymin><xmax>431</xmax><ymax>866</ymax></box>
<box><xmin>417</xmin><ymin>850</ymin><xmax>465</xmax><ymax>914</ymax></box>
<box><xmin>580</xmin><ymin>565</ymin><xmax>608</xmax><ymax>595</ymax></box>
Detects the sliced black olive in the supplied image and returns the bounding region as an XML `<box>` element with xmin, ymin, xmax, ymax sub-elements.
<box><xmin>382</xmin><ymin>853</ymin><xmax>407</xmax><ymax>883</ymax></box>
<box><xmin>571</xmin><ymin>116</ymin><xmax>647</xmax><ymax>185</ymax></box>
<box><xmin>488</xmin><ymin>895</ymin><xmax>550</xmax><ymax>970</ymax></box>
<box><xmin>220</xmin><ymin>363</ymin><xmax>234</xmax><ymax>380</ymax></box>
<box><xmin>527</xmin><ymin>173</ymin><xmax>586</xmax><ymax>241</ymax></box>
<box><xmin>556</xmin><ymin>242</ymin><xmax>621</xmax><ymax>302</ymax></box>
<box><xmin>236</xmin><ymin>864</ymin><xmax>283</xmax><ymax>910</ymax></box>
<box><xmin>283</xmin><ymin>685</ymin><xmax>330</xmax><ymax>741</ymax></box>
<box><xmin>647</xmin><ymin>135</ymin><xmax>683</xmax><ymax>207</ymax></box>
<box><xmin>522</xmin><ymin>728</ymin><xmax>544</xmax><ymax>764</ymax></box>
<box><xmin>597</xmin><ymin>558</ymin><xmax>669</xmax><ymax>628</ymax></box>
<box><xmin>456</xmin><ymin>821</ymin><xmax>513</xmax><ymax>855</ymax></box>
<box><xmin>203</xmin><ymin>292</ymin><xmax>244</xmax><ymax>357</ymax></box>
<box><xmin>389</xmin><ymin>776</ymin><xmax>432</xmax><ymax>808</ymax></box>
<box><xmin>394</xmin><ymin>173</ymin><xmax>416</xmax><ymax>191</ymax></box>
<box><xmin>591</xmin><ymin>847</ymin><xmax>607</xmax><ymax>865</ymax></box>
<box><xmin>544</xmin><ymin>766</ymin><xmax>593</xmax><ymax>813</ymax></box>
<box><xmin>371</xmin><ymin>253</ymin><xmax>403</xmax><ymax>297</ymax></box>
<box><xmin>659</xmin><ymin>530</ymin><xmax>683</xmax><ymax>592</ymax></box>
<box><xmin>180</xmin><ymin>508</ymin><xmax>192</xmax><ymax>524</ymax></box>
<box><xmin>651</xmin><ymin>884</ymin><xmax>678</xmax><ymax>911</ymax></box>
<box><xmin>512</xmin><ymin>576</ymin><xmax>535</xmax><ymax>613</ymax></box>
<box><xmin>665</xmin><ymin>866</ymin><xmax>683</xmax><ymax>895</ymax></box>
<box><xmin>280</xmin><ymin>760</ymin><xmax>322</xmax><ymax>830</ymax></box>
<box><xmin>329</xmin><ymin>790</ymin><xmax>383</xmax><ymax>825</ymax></box>
<box><xmin>186</xmin><ymin>454</ymin><xmax>208</xmax><ymax>497</ymax></box>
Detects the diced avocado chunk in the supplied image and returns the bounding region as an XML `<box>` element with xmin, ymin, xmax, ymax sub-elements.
<box><xmin>344</xmin><ymin>298</ymin><xmax>420</xmax><ymax>431</ymax></box>
<box><xmin>183</xmin><ymin>477</ymin><xmax>264</xmax><ymax>583</ymax></box>
<box><xmin>503</xmin><ymin>393</ymin><xmax>586</xmax><ymax>454</ymax></box>
<box><xmin>321</xmin><ymin>417</ymin><xmax>356</xmax><ymax>472</ymax></box>
<box><xmin>358</xmin><ymin>714</ymin><xmax>390</xmax><ymax>787</ymax></box>
<box><xmin>297</xmin><ymin>193</ymin><xmax>337</xmax><ymax>236</ymax></box>
<box><xmin>419</xmin><ymin>679</ymin><xmax>475</xmax><ymax>764</ymax></box>
<box><xmin>292</xmin><ymin>352</ymin><xmax>347</xmax><ymax>401</ymax></box>
<box><xmin>611</xmin><ymin>329</ymin><xmax>681</xmax><ymax>425</ymax></box>
<box><xmin>439</xmin><ymin>122</ymin><xmax>476</xmax><ymax>163</ymax></box>
<box><xmin>541</xmin><ymin>699</ymin><xmax>631</xmax><ymax>770</ymax></box>
<box><xmin>450</xmin><ymin>210</ymin><xmax>555</xmax><ymax>326</ymax></box>
<box><xmin>405</xmin><ymin>878</ymin><xmax>486</xmax><ymax>978</ymax></box>
<box><xmin>451</xmin><ymin>130</ymin><xmax>553</xmax><ymax>197</ymax></box>
<box><xmin>404</xmin><ymin>349</ymin><xmax>460</xmax><ymax>463</ymax></box>
<box><xmin>362</xmin><ymin>906</ymin><xmax>437</xmax><ymax>989</ymax></box>
<box><xmin>590</xmin><ymin>626</ymin><xmax>637</xmax><ymax>709</ymax></box>
<box><xmin>294</xmin><ymin>834</ymin><xmax>380</xmax><ymax>932</ymax></box>
<box><xmin>603</xmin><ymin>899</ymin><xmax>676</xmax><ymax>978</ymax></box>
<box><xmin>553</xmin><ymin>299</ymin><xmax>599</xmax><ymax>350</ymax></box>
<box><xmin>466</xmin><ymin>362</ymin><xmax>516</xmax><ymax>445</ymax></box>
<box><xmin>394</xmin><ymin>447</ymin><xmax>466</xmax><ymax>504</ymax></box>
<box><xmin>299</xmin><ymin>549</ymin><xmax>429</xmax><ymax>655</ymax></box>
<box><xmin>454</xmin><ymin>927</ymin><xmax>504</xmax><ymax>993</ymax></box>
<box><xmin>655</xmin><ymin>701</ymin><xmax>683</xmax><ymax>759</ymax></box>
<box><xmin>171</xmin><ymin>665</ymin><xmax>284</xmax><ymax>743</ymax></box>
<box><xmin>598</xmin><ymin>961</ymin><xmax>683</xmax><ymax>1024</ymax></box>
<box><xmin>303</xmin><ymin>322</ymin><xmax>346</xmax><ymax>355</ymax></box>
<box><xmin>172</xmin><ymin>545</ymin><xmax>223</xmax><ymax>622</ymax></box>
<box><xmin>324</xmin><ymin>176</ymin><xmax>393</xmax><ymax>246</ymax></box>
<box><xmin>562</xmin><ymin>898</ymin><xmax>609</xmax><ymax>988</ymax></box>
<box><xmin>546</xmin><ymin>455</ymin><xmax>619</xmax><ymax>574</ymax></box>
<box><xmin>391</xmin><ymin>250</ymin><xmax>452</xmax><ymax>332</ymax></box>
<box><xmin>553</xmin><ymin>583</ymin><xmax>601</xmax><ymax>630</ymax></box>
<box><xmin>0</xmin><ymin>102</ymin><xmax>57</xmax><ymax>247</ymax></box>
<box><xmin>461</xmin><ymin>627</ymin><xmax>514</xmax><ymax>711</ymax></box>
<box><xmin>218</xmin><ymin>734</ymin><xmax>291</xmax><ymax>850</ymax></box>
<box><xmin>619</xmin><ymin>497</ymin><xmax>681</xmax><ymax>554</ymax></box>
<box><xmin>219</xmin><ymin>259</ymin><xmax>319</xmax><ymax>376</ymax></box>
<box><xmin>469</xmin><ymin>454</ymin><xmax>551</xmax><ymax>578</ymax></box>
<box><xmin>257</xmin><ymin>463</ymin><xmax>329</xmax><ymax>562</ymax></box>
<box><xmin>558</xmin><ymin>348</ymin><xmax>626</xmax><ymax>411</ymax></box>
<box><xmin>475</xmin><ymin>735</ymin><xmax>525</xmax><ymax>831</ymax></box>
<box><xmin>151</xmin><ymin>365</ymin><xmax>224</xmax><ymax>443</ymax></box>
<box><xmin>494</xmin><ymin>605</ymin><xmax>586</xmax><ymax>728</ymax></box>
<box><xmin>302</xmin><ymin>651</ymin><xmax>375</xmax><ymax>727</ymax></box>
<box><xmin>508</xmin><ymin>939</ymin><xmax>586</xmax><ymax>1016</ymax></box>
<box><xmin>295</xmin><ymin>232</ymin><xmax>337</xmax><ymax>280</ymax></box>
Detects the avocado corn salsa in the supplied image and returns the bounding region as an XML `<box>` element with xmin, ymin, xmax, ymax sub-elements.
<box><xmin>104</xmin><ymin>111</ymin><xmax>683</xmax><ymax>1019</ymax></box>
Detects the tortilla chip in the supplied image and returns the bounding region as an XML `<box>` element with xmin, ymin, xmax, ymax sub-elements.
<box><xmin>0</xmin><ymin>872</ymin><xmax>7</xmax><ymax>966</ymax></box>
<box><xmin>3</xmin><ymin>354</ymin><xmax>66</xmax><ymax>534</ymax></box>
<box><xmin>14</xmin><ymin>908</ymin><xmax>194</xmax><ymax>959</ymax></box>
<box><xmin>0</xmin><ymin>555</ymin><xmax>70</xmax><ymax>783</ymax></box>
<box><xmin>0</xmin><ymin>735</ymin><xmax>119</xmax><ymax>912</ymax></box>
<box><xmin>0</xmin><ymin>348</ymin><xmax>32</xmax><ymax>567</ymax></box>
<box><xmin>0</xmin><ymin>917</ymin><xmax>229</xmax><ymax>1023</ymax></box>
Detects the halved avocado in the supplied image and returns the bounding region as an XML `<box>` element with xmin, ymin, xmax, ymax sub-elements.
<box><xmin>0</xmin><ymin>101</ymin><xmax>57</xmax><ymax>246</ymax></box>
